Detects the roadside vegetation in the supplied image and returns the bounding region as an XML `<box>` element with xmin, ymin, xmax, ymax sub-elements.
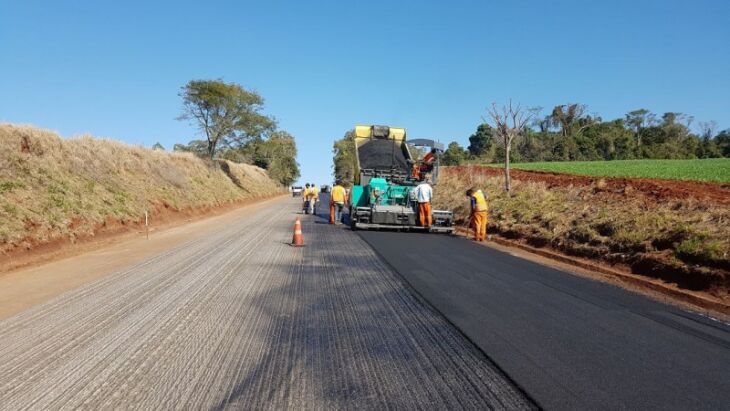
<box><xmin>332</xmin><ymin>130</ymin><xmax>356</xmax><ymax>184</ymax></box>
<box><xmin>174</xmin><ymin>79</ymin><xmax>300</xmax><ymax>187</ymax></box>
<box><xmin>434</xmin><ymin>166</ymin><xmax>729</xmax><ymax>300</ymax></box>
<box><xmin>0</xmin><ymin>124</ymin><xmax>284</xmax><ymax>257</ymax></box>
<box><xmin>431</xmin><ymin>102</ymin><xmax>729</xmax><ymax>298</ymax></box>
<box><xmin>442</xmin><ymin>105</ymin><xmax>730</xmax><ymax>167</ymax></box>
<box><xmin>490</xmin><ymin>158</ymin><xmax>730</xmax><ymax>183</ymax></box>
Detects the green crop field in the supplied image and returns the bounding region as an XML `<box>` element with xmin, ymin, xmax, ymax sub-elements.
<box><xmin>492</xmin><ymin>158</ymin><xmax>730</xmax><ymax>183</ymax></box>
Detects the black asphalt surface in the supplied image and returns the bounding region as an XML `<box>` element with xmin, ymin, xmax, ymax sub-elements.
<box><xmin>357</xmin><ymin>230</ymin><xmax>730</xmax><ymax>410</ymax></box>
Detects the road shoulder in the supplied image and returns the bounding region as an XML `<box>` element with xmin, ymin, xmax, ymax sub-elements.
<box><xmin>0</xmin><ymin>195</ymin><xmax>288</xmax><ymax>320</ymax></box>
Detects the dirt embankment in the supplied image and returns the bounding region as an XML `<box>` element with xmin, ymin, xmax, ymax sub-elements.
<box><xmin>0</xmin><ymin>124</ymin><xmax>285</xmax><ymax>271</ymax></box>
<box><xmin>435</xmin><ymin>165</ymin><xmax>730</xmax><ymax>302</ymax></box>
<box><xmin>486</xmin><ymin>167</ymin><xmax>730</xmax><ymax>205</ymax></box>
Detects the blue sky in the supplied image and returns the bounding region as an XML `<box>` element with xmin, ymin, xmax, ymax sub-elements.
<box><xmin>2</xmin><ymin>0</ymin><xmax>728</xmax><ymax>185</ymax></box>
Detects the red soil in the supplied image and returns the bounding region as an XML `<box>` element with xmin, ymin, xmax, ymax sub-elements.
<box><xmin>0</xmin><ymin>194</ymin><xmax>286</xmax><ymax>274</ymax></box>
<box><xmin>447</xmin><ymin>165</ymin><xmax>730</xmax><ymax>205</ymax></box>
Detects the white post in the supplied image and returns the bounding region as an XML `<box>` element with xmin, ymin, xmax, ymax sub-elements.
<box><xmin>145</xmin><ymin>210</ymin><xmax>149</xmax><ymax>240</ymax></box>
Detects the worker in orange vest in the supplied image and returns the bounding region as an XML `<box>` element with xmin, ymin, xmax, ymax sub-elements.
<box><xmin>422</xmin><ymin>148</ymin><xmax>436</xmax><ymax>167</ymax></box>
<box><xmin>418</xmin><ymin>148</ymin><xmax>437</xmax><ymax>179</ymax></box>
<box><xmin>329</xmin><ymin>181</ymin><xmax>347</xmax><ymax>224</ymax></box>
<box><xmin>415</xmin><ymin>178</ymin><xmax>433</xmax><ymax>229</ymax></box>
<box><xmin>466</xmin><ymin>188</ymin><xmax>489</xmax><ymax>241</ymax></box>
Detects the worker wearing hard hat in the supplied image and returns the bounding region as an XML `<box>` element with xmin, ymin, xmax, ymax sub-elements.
<box><xmin>466</xmin><ymin>188</ymin><xmax>489</xmax><ymax>241</ymax></box>
<box><xmin>308</xmin><ymin>183</ymin><xmax>319</xmax><ymax>215</ymax></box>
<box><xmin>302</xmin><ymin>183</ymin><xmax>311</xmax><ymax>214</ymax></box>
<box><xmin>415</xmin><ymin>178</ymin><xmax>433</xmax><ymax>229</ymax></box>
<box><xmin>330</xmin><ymin>180</ymin><xmax>347</xmax><ymax>224</ymax></box>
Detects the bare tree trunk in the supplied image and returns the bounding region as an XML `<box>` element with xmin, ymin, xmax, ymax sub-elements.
<box><xmin>207</xmin><ymin>139</ymin><xmax>215</xmax><ymax>158</ymax></box>
<box><xmin>488</xmin><ymin>100</ymin><xmax>533</xmax><ymax>196</ymax></box>
<box><xmin>504</xmin><ymin>141</ymin><xmax>511</xmax><ymax>193</ymax></box>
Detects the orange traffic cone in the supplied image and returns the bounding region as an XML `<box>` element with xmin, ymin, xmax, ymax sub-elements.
<box><xmin>292</xmin><ymin>218</ymin><xmax>304</xmax><ymax>247</ymax></box>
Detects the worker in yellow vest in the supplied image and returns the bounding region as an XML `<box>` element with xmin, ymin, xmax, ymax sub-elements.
<box><xmin>466</xmin><ymin>188</ymin><xmax>489</xmax><ymax>241</ymax></box>
<box><xmin>308</xmin><ymin>183</ymin><xmax>319</xmax><ymax>214</ymax></box>
<box><xmin>302</xmin><ymin>183</ymin><xmax>311</xmax><ymax>214</ymax></box>
<box><xmin>330</xmin><ymin>181</ymin><xmax>347</xmax><ymax>224</ymax></box>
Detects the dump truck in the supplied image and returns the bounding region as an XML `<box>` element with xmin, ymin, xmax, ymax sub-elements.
<box><xmin>349</xmin><ymin>125</ymin><xmax>454</xmax><ymax>233</ymax></box>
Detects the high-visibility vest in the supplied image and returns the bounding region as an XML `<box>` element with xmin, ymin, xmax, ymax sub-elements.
<box><xmin>423</xmin><ymin>152</ymin><xmax>435</xmax><ymax>164</ymax></box>
<box><xmin>310</xmin><ymin>187</ymin><xmax>319</xmax><ymax>200</ymax></box>
<box><xmin>471</xmin><ymin>190</ymin><xmax>488</xmax><ymax>212</ymax></box>
<box><xmin>331</xmin><ymin>185</ymin><xmax>346</xmax><ymax>203</ymax></box>
<box><xmin>302</xmin><ymin>188</ymin><xmax>310</xmax><ymax>198</ymax></box>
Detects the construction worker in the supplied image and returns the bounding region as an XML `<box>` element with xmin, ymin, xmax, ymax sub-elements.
<box><xmin>330</xmin><ymin>180</ymin><xmax>347</xmax><ymax>224</ymax></box>
<box><xmin>422</xmin><ymin>148</ymin><xmax>436</xmax><ymax>168</ymax></box>
<box><xmin>308</xmin><ymin>183</ymin><xmax>319</xmax><ymax>215</ymax></box>
<box><xmin>416</xmin><ymin>148</ymin><xmax>437</xmax><ymax>180</ymax></box>
<box><xmin>466</xmin><ymin>188</ymin><xmax>489</xmax><ymax>241</ymax></box>
<box><xmin>411</xmin><ymin>162</ymin><xmax>420</xmax><ymax>179</ymax></box>
<box><xmin>302</xmin><ymin>183</ymin><xmax>311</xmax><ymax>214</ymax></box>
<box><xmin>415</xmin><ymin>178</ymin><xmax>433</xmax><ymax>229</ymax></box>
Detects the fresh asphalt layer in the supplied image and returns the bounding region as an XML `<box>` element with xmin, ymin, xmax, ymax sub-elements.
<box><xmin>357</xmin><ymin>228</ymin><xmax>730</xmax><ymax>410</ymax></box>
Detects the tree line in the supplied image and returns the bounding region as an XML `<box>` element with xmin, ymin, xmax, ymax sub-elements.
<box><xmin>441</xmin><ymin>104</ymin><xmax>730</xmax><ymax>166</ymax></box>
<box><xmin>332</xmin><ymin>130</ymin><xmax>357</xmax><ymax>185</ymax></box>
<box><xmin>172</xmin><ymin>79</ymin><xmax>300</xmax><ymax>186</ymax></box>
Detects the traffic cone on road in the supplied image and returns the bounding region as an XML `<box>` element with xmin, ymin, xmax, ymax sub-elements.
<box><xmin>292</xmin><ymin>218</ymin><xmax>304</xmax><ymax>247</ymax></box>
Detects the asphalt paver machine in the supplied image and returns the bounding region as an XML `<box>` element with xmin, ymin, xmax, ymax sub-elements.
<box><xmin>349</xmin><ymin>125</ymin><xmax>454</xmax><ymax>233</ymax></box>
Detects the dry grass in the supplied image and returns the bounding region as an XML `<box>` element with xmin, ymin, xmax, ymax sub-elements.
<box><xmin>0</xmin><ymin>124</ymin><xmax>284</xmax><ymax>252</ymax></box>
<box><xmin>434</xmin><ymin>166</ymin><xmax>730</xmax><ymax>297</ymax></box>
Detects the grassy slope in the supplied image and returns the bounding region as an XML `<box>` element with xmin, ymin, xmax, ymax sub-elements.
<box><xmin>0</xmin><ymin>124</ymin><xmax>284</xmax><ymax>252</ymax></box>
<box><xmin>434</xmin><ymin>166</ymin><xmax>729</xmax><ymax>297</ymax></box>
<box><xmin>488</xmin><ymin>158</ymin><xmax>730</xmax><ymax>183</ymax></box>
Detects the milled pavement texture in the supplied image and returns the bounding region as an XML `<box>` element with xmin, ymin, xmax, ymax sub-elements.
<box><xmin>0</xmin><ymin>198</ymin><xmax>533</xmax><ymax>410</ymax></box>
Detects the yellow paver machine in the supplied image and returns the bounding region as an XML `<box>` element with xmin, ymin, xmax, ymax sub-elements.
<box><xmin>348</xmin><ymin>125</ymin><xmax>454</xmax><ymax>233</ymax></box>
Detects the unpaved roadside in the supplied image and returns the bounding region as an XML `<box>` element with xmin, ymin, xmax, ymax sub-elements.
<box><xmin>0</xmin><ymin>194</ymin><xmax>287</xmax><ymax>274</ymax></box>
<box><xmin>0</xmin><ymin>196</ymin><xmax>287</xmax><ymax>320</ymax></box>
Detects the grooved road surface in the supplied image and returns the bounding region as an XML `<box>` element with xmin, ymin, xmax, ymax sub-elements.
<box><xmin>0</xmin><ymin>198</ymin><xmax>533</xmax><ymax>410</ymax></box>
<box><xmin>360</xmin><ymin>230</ymin><xmax>730</xmax><ymax>410</ymax></box>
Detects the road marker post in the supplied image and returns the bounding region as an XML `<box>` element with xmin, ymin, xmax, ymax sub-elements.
<box><xmin>145</xmin><ymin>210</ymin><xmax>149</xmax><ymax>240</ymax></box>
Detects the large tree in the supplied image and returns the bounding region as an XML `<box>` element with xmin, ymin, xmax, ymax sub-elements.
<box><xmin>177</xmin><ymin>79</ymin><xmax>275</xmax><ymax>158</ymax></box>
<box><xmin>549</xmin><ymin>103</ymin><xmax>597</xmax><ymax>139</ymax></box>
<box><xmin>255</xmin><ymin>131</ymin><xmax>300</xmax><ymax>186</ymax></box>
<box><xmin>218</xmin><ymin>130</ymin><xmax>300</xmax><ymax>186</ymax></box>
<box><xmin>625</xmin><ymin>109</ymin><xmax>656</xmax><ymax>152</ymax></box>
<box><xmin>441</xmin><ymin>141</ymin><xmax>469</xmax><ymax>165</ymax></box>
<box><xmin>467</xmin><ymin>123</ymin><xmax>494</xmax><ymax>157</ymax></box>
<box><xmin>332</xmin><ymin>130</ymin><xmax>356</xmax><ymax>184</ymax></box>
<box><xmin>716</xmin><ymin>129</ymin><xmax>730</xmax><ymax>157</ymax></box>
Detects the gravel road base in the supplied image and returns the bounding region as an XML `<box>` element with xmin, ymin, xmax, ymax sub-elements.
<box><xmin>0</xmin><ymin>198</ymin><xmax>532</xmax><ymax>410</ymax></box>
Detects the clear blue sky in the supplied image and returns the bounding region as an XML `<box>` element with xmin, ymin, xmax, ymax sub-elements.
<box><xmin>2</xmin><ymin>0</ymin><xmax>728</xmax><ymax>185</ymax></box>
